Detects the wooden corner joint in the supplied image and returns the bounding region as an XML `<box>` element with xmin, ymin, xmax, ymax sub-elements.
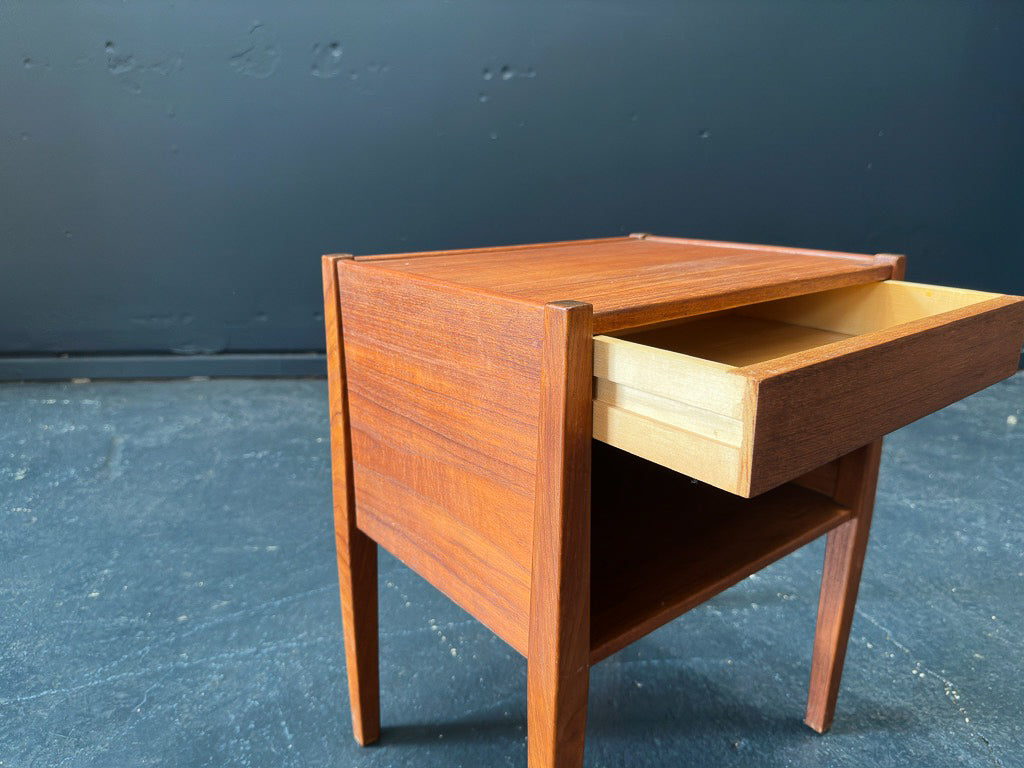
<box><xmin>873</xmin><ymin>253</ymin><xmax>907</xmax><ymax>280</ymax></box>
<box><xmin>323</xmin><ymin>253</ymin><xmax>355</xmax><ymax>261</ymax></box>
<box><xmin>546</xmin><ymin>299</ymin><xmax>592</xmax><ymax>311</ymax></box>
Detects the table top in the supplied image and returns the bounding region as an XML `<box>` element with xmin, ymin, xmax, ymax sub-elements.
<box><xmin>350</xmin><ymin>234</ymin><xmax>900</xmax><ymax>334</ymax></box>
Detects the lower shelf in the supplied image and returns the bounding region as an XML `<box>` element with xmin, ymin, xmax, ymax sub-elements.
<box><xmin>590</xmin><ymin>442</ymin><xmax>852</xmax><ymax>662</ymax></box>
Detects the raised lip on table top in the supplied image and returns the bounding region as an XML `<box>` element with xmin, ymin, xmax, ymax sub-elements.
<box><xmin>343</xmin><ymin>232</ymin><xmax>896</xmax><ymax>265</ymax></box>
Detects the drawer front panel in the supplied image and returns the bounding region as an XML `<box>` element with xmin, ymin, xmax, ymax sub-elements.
<box><xmin>747</xmin><ymin>296</ymin><xmax>1024</xmax><ymax>495</ymax></box>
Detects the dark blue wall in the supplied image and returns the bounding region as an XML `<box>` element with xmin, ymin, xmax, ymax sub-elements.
<box><xmin>2</xmin><ymin>1</ymin><xmax>1023</xmax><ymax>364</ymax></box>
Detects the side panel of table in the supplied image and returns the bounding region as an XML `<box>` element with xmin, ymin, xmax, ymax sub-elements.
<box><xmin>337</xmin><ymin>261</ymin><xmax>547</xmax><ymax>655</ymax></box>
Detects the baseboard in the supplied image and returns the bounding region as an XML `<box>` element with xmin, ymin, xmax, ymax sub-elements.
<box><xmin>1</xmin><ymin>351</ymin><xmax>1020</xmax><ymax>382</ymax></box>
<box><xmin>0</xmin><ymin>353</ymin><xmax>327</xmax><ymax>381</ymax></box>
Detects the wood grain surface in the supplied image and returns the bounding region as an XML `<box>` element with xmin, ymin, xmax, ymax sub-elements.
<box><xmin>746</xmin><ymin>295</ymin><xmax>1024</xmax><ymax>495</ymax></box>
<box><xmin>353</xmin><ymin>236</ymin><xmax>630</xmax><ymax>262</ymax></box>
<box><xmin>322</xmin><ymin>255</ymin><xmax>381</xmax><ymax>745</ymax></box>
<box><xmin>527</xmin><ymin>302</ymin><xmax>594</xmax><ymax>768</ymax></box>
<box><xmin>354</xmin><ymin>235</ymin><xmax>897</xmax><ymax>334</ymax></box>
<box><xmin>804</xmin><ymin>441</ymin><xmax>883</xmax><ymax>733</ymax></box>
<box><xmin>337</xmin><ymin>261</ymin><xmax>548</xmax><ymax>654</ymax></box>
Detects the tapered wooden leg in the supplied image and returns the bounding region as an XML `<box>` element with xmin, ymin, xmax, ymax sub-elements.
<box><xmin>527</xmin><ymin>301</ymin><xmax>593</xmax><ymax>768</ymax></box>
<box><xmin>337</xmin><ymin>529</ymin><xmax>380</xmax><ymax>745</ymax></box>
<box><xmin>528</xmin><ymin>653</ymin><xmax>589</xmax><ymax>768</ymax></box>
<box><xmin>323</xmin><ymin>255</ymin><xmax>380</xmax><ymax>745</ymax></box>
<box><xmin>804</xmin><ymin>439</ymin><xmax>883</xmax><ymax>733</ymax></box>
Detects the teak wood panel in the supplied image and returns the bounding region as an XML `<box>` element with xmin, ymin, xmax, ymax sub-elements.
<box><xmin>747</xmin><ymin>295</ymin><xmax>1024</xmax><ymax>494</ymax></box>
<box><xmin>322</xmin><ymin>255</ymin><xmax>380</xmax><ymax>745</ymax></box>
<box><xmin>355</xmin><ymin>234</ymin><xmax>899</xmax><ymax>334</ymax></box>
<box><xmin>337</xmin><ymin>261</ymin><xmax>547</xmax><ymax>655</ymax></box>
<box><xmin>527</xmin><ymin>302</ymin><xmax>594</xmax><ymax>768</ymax></box>
<box><xmin>594</xmin><ymin>280</ymin><xmax>1024</xmax><ymax>497</ymax></box>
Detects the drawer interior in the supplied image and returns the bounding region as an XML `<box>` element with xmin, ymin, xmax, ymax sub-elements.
<box><xmin>612</xmin><ymin>280</ymin><xmax>1003</xmax><ymax>368</ymax></box>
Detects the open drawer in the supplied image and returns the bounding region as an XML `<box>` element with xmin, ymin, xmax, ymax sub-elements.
<box><xmin>593</xmin><ymin>280</ymin><xmax>1024</xmax><ymax>497</ymax></box>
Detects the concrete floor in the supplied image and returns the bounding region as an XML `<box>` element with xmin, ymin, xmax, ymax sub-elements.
<box><xmin>1</xmin><ymin>375</ymin><xmax>1022</xmax><ymax>767</ymax></box>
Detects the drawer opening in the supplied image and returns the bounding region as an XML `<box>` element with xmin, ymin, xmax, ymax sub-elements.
<box><xmin>612</xmin><ymin>280</ymin><xmax>1002</xmax><ymax>369</ymax></box>
<box><xmin>589</xmin><ymin>442</ymin><xmax>852</xmax><ymax>663</ymax></box>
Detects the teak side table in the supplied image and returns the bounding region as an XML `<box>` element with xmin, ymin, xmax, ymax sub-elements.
<box><xmin>321</xmin><ymin>235</ymin><xmax>1024</xmax><ymax>767</ymax></box>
